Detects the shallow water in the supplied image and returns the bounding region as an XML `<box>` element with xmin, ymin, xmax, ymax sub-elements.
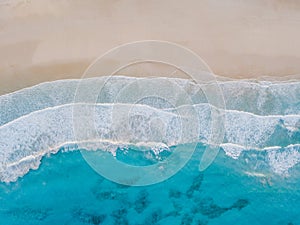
<box><xmin>0</xmin><ymin>76</ymin><xmax>299</xmax><ymax>224</ymax></box>
<box><xmin>1</xmin><ymin>146</ymin><xmax>299</xmax><ymax>225</ymax></box>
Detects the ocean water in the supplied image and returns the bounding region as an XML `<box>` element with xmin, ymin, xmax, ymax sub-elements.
<box><xmin>0</xmin><ymin>76</ymin><xmax>299</xmax><ymax>224</ymax></box>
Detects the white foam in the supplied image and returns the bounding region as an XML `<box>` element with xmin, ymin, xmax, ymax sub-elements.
<box><xmin>0</xmin><ymin>101</ymin><xmax>299</xmax><ymax>182</ymax></box>
<box><xmin>0</xmin><ymin>76</ymin><xmax>299</xmax><ymax>182</ymax></box>
<box><xmin>267</xmin><ymin>144</ymin><xmax>300</xmax><ymax>176</ymax></box>
<box><xmin>221</xmin><ymin>143</ymin><xmax>245</xmax><ymax>159</ymax></box>
<box><xmin>1</xmin><ymin>76</ymin><xmax>299</xmax><ymax>126</ymax></box>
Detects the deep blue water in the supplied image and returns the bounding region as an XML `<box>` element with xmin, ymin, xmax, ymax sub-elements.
<box><xmin>1</xmin><ymin>145</ymin><xmax>299</xmax><ymax>225</ymax></box>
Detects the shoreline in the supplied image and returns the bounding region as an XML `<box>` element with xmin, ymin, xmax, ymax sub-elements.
<box><xmin>1</xmin><ymin>0</ymin><xmax>300</xmax><ymax>94</ymax></box>
<box><xmin>1</xmin><ymin>64</ymin><xmax>300</xmax><ymax>96</ymax></box>
<box><xmin>1</xmin><ymin>74</ymin><xmax>299</xmax><ymax>100</ymax></box>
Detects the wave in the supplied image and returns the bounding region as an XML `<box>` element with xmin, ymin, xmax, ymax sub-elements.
<box><xmin>1</xmin><ymin>76</ymin><xmax>299</xmax><ymax>126</ymax></box>
<box><xmin>0</xmin><ymin>101</ymin><xmax>299</xmax><ymax>182</ymax></box>
<box><xmin>0</xmin><ymin>76</ymin><xmax>299</xmax><ymax>182</ymax></box>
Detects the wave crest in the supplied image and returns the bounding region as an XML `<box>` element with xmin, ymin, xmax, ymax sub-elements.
<box><xmin>0</xmin><ymin>76</ymin><xmax>299</xmax><ymax>182</ymax></box>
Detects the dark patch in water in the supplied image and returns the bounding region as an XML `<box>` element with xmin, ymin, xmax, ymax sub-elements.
<box><xmin>186</xmin><ymin>173</ymin><xmax>203</xmax><ymax>198</ymax></box>
<box><xmin>91</xmin><ymin>181</ymin><xmax>131</xmax><ymax>208</ymax></box>
<box><xmin>194</xmin><ymin>197</ymin><xmax>228</xmax><ymax>219</ymax></box>
<box><xmin>180</xmin><ymin>213</ymin><xmax>193</xmax><ymax>225</ymax></box>
<box><xmin>231</xmin><ymin>199</ymin><xmax>250</xmax><ymax>210</ymax></box>
<box><xmin>195</xmin><ymin>219</ymin><xmax>209</xmax><ymax>225</ymax></box>
<box><xmin>169</xmin><ymin>189</ymin><xmax>182</xmax><ymax>198</ymax></box>
<box><xmin>72</xmin><ymin>208</ymin><xmax>106</xmax><ymax>225</ymax></box>
<box><xmin>134</xmin><ymin>189</ymin><xmax>149</xmax><ymax>213</ymax></box>
<box><xmin>91</xmin><ymin>181</ymin><xmax>128</xmax><ymax>202</ymax></box>
<box><xmin>94</xmin><ymin>190</ymin><xmax>127</xmax><ymax>201</ymax></box>
<box><xmin>164</xmin><ymin>201</ymin><xmax>182</xmax><ymax>217</ymax></box>
<box><xmin>144</xmin><ymin>208</ymin><xmax>163</xmax><ymax>225</ymax></box>
<box><xmin>111</xmin><ymin>207</ymin><xmax>128</xmax><ymax>225</ymax></box>
<box><xmin>193</xmin><ymin>197</ymin><xmax>250</xmax><ymax>219</ymax></box>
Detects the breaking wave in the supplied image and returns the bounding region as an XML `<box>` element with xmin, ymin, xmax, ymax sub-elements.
<box><xmin>0</xmin><ymin>76</ymin><xmax>299</xmax><ymax>182</ymax></box>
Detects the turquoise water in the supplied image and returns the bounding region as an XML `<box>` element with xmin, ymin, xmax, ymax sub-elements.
<box><xmin>0</xmin><ymin>76</ymin><xmax>300</xmax><ymax>224</ymax></box>
<box><xmin>1</xmin><ymin>146</ymin><xmax>299</xmax><ymax>225</ymax></box>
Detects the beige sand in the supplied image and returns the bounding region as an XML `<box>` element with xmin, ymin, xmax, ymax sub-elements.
<box><xmin>0</xmin><ymin>0</ymin><xmax>300</xmax><ymax>95</ymax></box>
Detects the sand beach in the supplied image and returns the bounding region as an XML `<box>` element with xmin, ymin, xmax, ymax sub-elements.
<box><xmin>0</xmin><ymin>0</ymin><xmax>300</xmax><ymax>94</ymax></box>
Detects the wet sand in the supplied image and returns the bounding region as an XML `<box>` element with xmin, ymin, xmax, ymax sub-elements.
<box><xmin>0</xmin><ymin>0</ymin><xmax>300</xmax><ymax>95</ymax></box>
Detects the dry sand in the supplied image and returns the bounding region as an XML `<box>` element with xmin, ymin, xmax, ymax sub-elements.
<box><xmin>1</xmin><ymin>0</ymin><xmax>300</xmax><ymax>95</ymax></box>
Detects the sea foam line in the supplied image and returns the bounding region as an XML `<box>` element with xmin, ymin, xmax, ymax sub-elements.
<box><xmin>0</xmin><ymin>102</ymin><xmax>299</xmax><ymax>182</ymax></box>
<box><xmin>0</xmin><ymin>76</ymin><xmax>299</xmax><ymax>182</ymax></box>
<box><xmin>1</xmin><ymin>76</ymin><xmax>299</xmax><ymax>126</ymax></box>
<box><xmin>1</xmin><ymin>138</ymin><xmax>299</xmax><ymax>183</ymax></box>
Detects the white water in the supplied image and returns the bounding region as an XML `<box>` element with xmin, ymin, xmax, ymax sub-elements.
<box><xmin>0</xmin><ymin>76</ymin><xmax>299</xmax><ymax>182</ymax></box>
